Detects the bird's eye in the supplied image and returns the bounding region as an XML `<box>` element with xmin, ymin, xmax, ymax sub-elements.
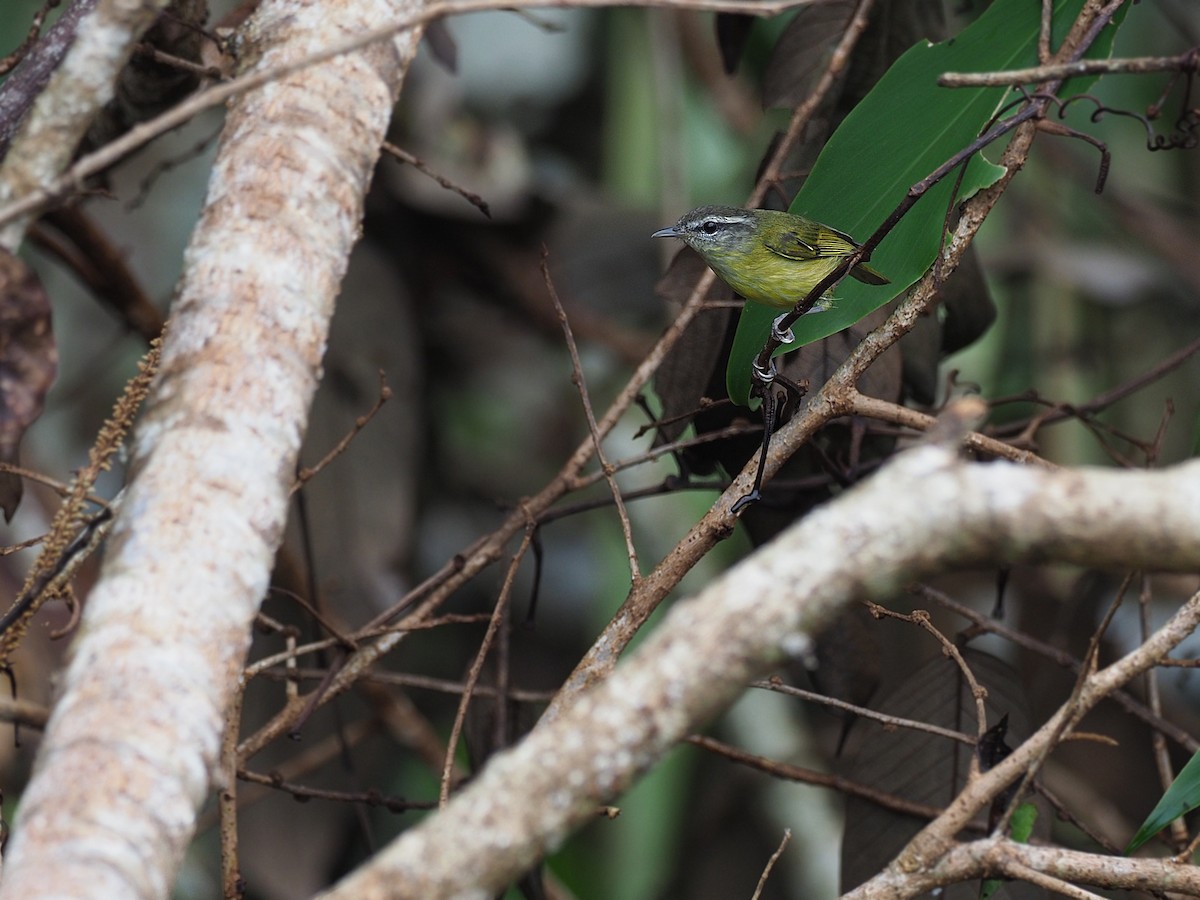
<box><xmin>700</xmin><ymin>221</ymin><xmax>719</xmax><ymax>235</ymax></box>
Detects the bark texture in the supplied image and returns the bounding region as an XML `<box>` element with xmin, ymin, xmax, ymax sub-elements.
<box><xmin>0</xmin><ymin>0</ymin><xmax>170</xmax><ymax>249</ymax></box>
<box><xmin>0</xmin><ymin>0</ymin><xmax>425</xmax><ymax>896</ymax></box>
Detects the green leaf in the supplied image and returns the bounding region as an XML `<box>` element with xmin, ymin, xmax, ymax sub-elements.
<box><xmin>1127</xmin><ymin>749</ymin><xmax>1200</xmax><ymax>854</ymax></box>
<box><xmin>727</xmin><ymin>0</ymin><xmax>1124</xmax><ymax>406</ymax></box>
<box><xmin>979</xmin><ymin>874</ymin><xmax>1001</xmax><ymax>900</ymax></box>
<box><xmin>979</xmin><ymin>803</ymin><xmax>1037</xmax><ymax>899</ymax></box>
<box><xmin>1010</xmin><ymin>801</ymin><xmax>1038</xmax><ymax>843</ymax></box>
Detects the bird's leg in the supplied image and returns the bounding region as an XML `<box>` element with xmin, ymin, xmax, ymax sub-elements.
<box><xmin>752</xmin><ymin>353</ymin><xmax>777</xmax><ymax>385</ymax></box>
<box><xmin>771</xmin><ymin>314</ymin><xmax>795</xmax><ymax>345</ymax></box>
<box><xmin>991</xmin><ymin>567</ymin><xmax>1011</xmax><ymax>620</ymax></box>
<box><xmin>732</xmin><ymin>385</ymin><xmax>786</xmax><ymax>514</ymax></box>
<box><xmin>731</xmin><ymin>374</ymin><xmax>808</xmax><ymax>514</ymax></box>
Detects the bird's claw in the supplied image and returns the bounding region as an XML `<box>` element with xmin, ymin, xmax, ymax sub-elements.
<box><xmin>752</xmin><ymin>356</ymin><xmax>777</xmax><ymax>384</ymax></box>
<box><xmin>730</xmin><ymin>489</ymin><xmax>760</xmax><ymax>514</ymax></box>
<box><xmin>771</xmin><ymin>314</ymin><xmax>795</xmax><ymax>345</ymax></box>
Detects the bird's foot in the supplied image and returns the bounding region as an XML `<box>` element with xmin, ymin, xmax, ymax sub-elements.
<box><xmin>771</xmin><ymin>314</ymin><xmax>795</xmax><ymax>344</ymax></box>
<box><xmin>752</xmin><ymin>355</ymin><xmax>777</xmax><ymax>384</ymax></box>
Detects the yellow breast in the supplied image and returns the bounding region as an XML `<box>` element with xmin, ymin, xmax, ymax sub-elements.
<box><xmin>707</xmin><ymin>250</ymin><xmax>846</xmax><ymax>309</ymax></box>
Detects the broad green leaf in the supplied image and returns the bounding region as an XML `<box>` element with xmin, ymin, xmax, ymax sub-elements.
<box><xmin>727</xmin><ymin>0</ymin><xmax>1124</xmax><ymax>406</ymax></box>
<box><xmin>1127</xmin><ymin>749</ymin><xmax>1200</xmax><ymax>854</ymax></box>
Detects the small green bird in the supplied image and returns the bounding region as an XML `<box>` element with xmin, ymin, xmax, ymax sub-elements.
<box><xmin>652</xmin><ymin>205</ymin><xmax>889</xmax><ymax>309</ymax></box>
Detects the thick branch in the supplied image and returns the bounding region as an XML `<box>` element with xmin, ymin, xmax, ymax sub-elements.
<box><xmin>851</xmin><ymin>834</ymin><xmax>1200</xmax><ymax>897</ymax></box>
<box><xmin>317</xmin><ymin>446</ymin><xmax>1200</xmax><ymax>898</ymax></box>
<box><xmin>0</xmin><ymin>0</ymin><xmax>426</xmax><ymax>896</ymax></box>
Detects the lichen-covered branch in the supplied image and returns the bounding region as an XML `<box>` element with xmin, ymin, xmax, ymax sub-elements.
<box><xmin>0</xmin><ymin>0</ymin><xmax>426</xmax><ymax>895</ymax></box>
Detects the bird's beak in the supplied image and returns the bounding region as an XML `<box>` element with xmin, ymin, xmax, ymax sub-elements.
<box><xmin>651</xmin><ymin>226</ymin><xmax>680</xmax><ymax>239</ymax></box>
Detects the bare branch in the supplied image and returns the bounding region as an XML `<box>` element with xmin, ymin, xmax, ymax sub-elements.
<box><xmin>940</xmin><ymin>49</ymin><xmax>1200</xmax><ymax>87</ymax></box>
<box><xmin>751</xmin><ymin>829</ymin><xmax>791</xmax><ymax>900</ymax></box>
<box><xmin>0</xmin><ymin>0</ymin><xmax>428</xmax><ymax>894</ymax></box>
<box><xmin>316</xmin><ymin>447</ymin><xmax>1200</xmax><ymax>898</ymax></box>
<box><xmin>543</xmin><ymin>254</ymin><xmax>642</xmax><ymax>582</ymax></box>
<box><xmin>0</xmin><ymin>0</ymin><xmax>174</xmax><ymax>249</ymax></box>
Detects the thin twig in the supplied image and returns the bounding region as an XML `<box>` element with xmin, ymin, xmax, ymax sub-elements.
<box><xmin>0</xmin><ymin>461</ymin><xmax>111</xmax><ymax>506</ymax></box>
<box><xmin>266</xmin><ymin>586</ymin><xmax>358</xmax><ymax>652</ymax></box>
<box><xmin>848</xmin><ymin>393</ymin><xmax>1054</xmax><ymax>468</ymax></box>
<box><xmin>219</xmin><ymin>675</ymin><xmax>246</xmax><ymax>899</ymax></box>
<box><xmin>255</xmin><ymin>665</ymin><xmax>556</xmax><ymax>704</ymax></box>
<box><xmin>1139</xmin><ymin>575</ymin><xmax>1187</xmax><ymax>847</ymax></box>
<box><xmin>752</xmin><ymin>0</ymin><xmax>877</xmax><ymax>198</ymax></box>
<box><xmin>753</xmin><ymin>677</ymin><xmax>974</xmax><ymax>746</ymax></box>
<box><xmin>292</xmin><ymin>371</ymin><xmax>392</xmax><ymax>494</ymax></box>
<box><xmin>201</xmin><ymin>717</ymin><xmax>381</xmax><ymax>832</ymax></box>
<box><xmin>688</xmin><ymin>734</ymin><xmax>951</xmax><ymax>822</ymax></box>
<box><xmin>238</xmin><ymin>768</ymin><xmax>435</xmax><ymax>811</ymax></box>
<box><xmin>0</xmin><ymin>0</ymin><xmax>61</xmax><ymax>77</ymax></box>
<box><xmin>990</xmin><ymin>336</ymin><xmax>1200</xmax><ymax>442</ymax></box>
<box><xmin>750</xmin><ymin>829</ymin><xmax>791</xmax><ymax>900</ymax></box>
<box><xmin>542</xmin><ymin>252</ymin><xmax>641</xmax><ymax>583</ymax></box>
<box><xmin>381</xmin><ymin>141</ymin><xmax>491</xmax><ymax>218</ymax></box>
<box><xmin>999</xmin><ymin>861</ymin><xmax>1106</xmax><ymax>900</ymax></box>
<box><xmin>1038</xmin><ymin>0</ymin><xmax>1053</xmax><ymax>64</ymax></box>
<box><xmin>0</xmin><ymin>534</ymin><xmax>46</xmax><ymax>556</ymax></box>
<box><xmin>867</xmin><ymin>604</ymin><xmax>990</xmax><ymax>747</ymax></box>
<box><xmin>133</xmin><ymin>42</ymin><xmax>227</xmax><ymax>80</ymax></box>
<box><xmin>242</xmin><ymin>613</ymin><xmax>494</xmax><ymax>682</ymax></box>
<box><xmin>912</xmin><ymin>582</ymin><xmax>1200</xmax><ymax>753</ymax></box>
<box><xmin>0</xmin><ymin>697</ymin><xmax>49</xmax><ymax>729</ymax></box>
<box><xmin>439</xmin><ymin>527</ymin><xmax>535</xmax><ymax>807</ymax></box>
<box><xmin>940</xmin><ymin>49</ymin><xmax>1200</xmax><ymax>87</ymax></box>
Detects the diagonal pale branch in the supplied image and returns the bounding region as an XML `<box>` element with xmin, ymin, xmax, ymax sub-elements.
<box><xmin>317</xmin><ymin>440</ymin><xmax>1200</xmax><ymax>898</ymax></box>
<box><xmin>0</xmin><ymin>0</ymin><xmax>428</xmax><ymax>896</ymax></box>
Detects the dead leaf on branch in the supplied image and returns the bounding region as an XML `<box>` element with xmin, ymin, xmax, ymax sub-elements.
<box><xmin>0</xmin><ymin>248</ymin><xmax>56</xmax><ymax>522</ymax></box>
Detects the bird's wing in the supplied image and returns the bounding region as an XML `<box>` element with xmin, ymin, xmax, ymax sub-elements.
<box><xmin>763</xmin><ymin>222</ymin><xmax>857</xmax><ymax>261</ymax></box>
